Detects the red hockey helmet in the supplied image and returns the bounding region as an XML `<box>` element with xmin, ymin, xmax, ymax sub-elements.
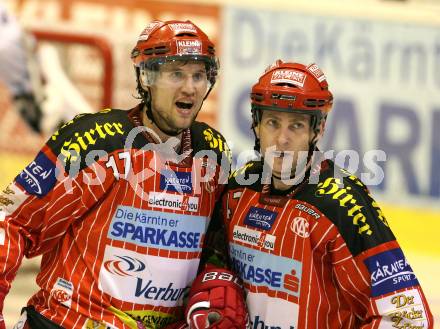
<box><xmin>131</xmin><ymin>20</ymin><xmax>218</xmax><ymax>86</ymax></box>
<box><xmin>250</xmin><ymin>60</ymin><xmax>333</xmax><ymax>125</ymax></box>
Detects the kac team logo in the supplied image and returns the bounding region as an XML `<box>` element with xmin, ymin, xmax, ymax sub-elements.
<box><xmin>50</xmin><ymin>277</ymin><xmax>73</xmax><ymax>308</ymax></box>
<box><xmin>244</xmin><ymin>207</ymin><xmax>277</xmax><ymax>231</ymax></box>
<box><xmin>104</xmin><ymin>255</ymin><xmax>146</xmax><ymax>277</ymax></box>
<box><xmin>290</xmin><ymin>217</ymin><xmax>310</xmax><ymax>238</ymax></box>
<box><xmin>51</xmin><ymin>289</ymin><xmax>70</xmax><ymax>303</ymax></box>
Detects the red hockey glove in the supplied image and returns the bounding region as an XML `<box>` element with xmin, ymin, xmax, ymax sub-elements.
<box><xmin>185</xmin><ymin>267</ymin><xmax>249</xmax><ymax>329</ymax></box>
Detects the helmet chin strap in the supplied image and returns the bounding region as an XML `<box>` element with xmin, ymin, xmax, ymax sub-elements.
<box><xmin>142</xmin><ymin>84</ymin><xmax>183</xmax><ymax>137</ymax></box>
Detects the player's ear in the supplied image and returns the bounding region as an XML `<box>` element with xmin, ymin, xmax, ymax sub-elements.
<box><xmin>254</xmin><ymin>123</ymin><xmax>260</xmax><ymax>139</ymax></box>
<box><xmin>139</xmin><ymin>67</ymin><xmax>150</xmax><ymax>89</ymax></box>
<box><xmin>319</xmin><ymin>120</ymin><xmax>326</xmax><ymax>136</ymax></box>
<box><xmin>310</xmin><ymin>120</ymin><xmax>326</xmax><ymax>143</ymax></box>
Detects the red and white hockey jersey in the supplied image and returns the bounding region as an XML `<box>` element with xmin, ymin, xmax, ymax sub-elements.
<box><xmin>0</xmin><ymin>105</ymin><xmax>231</xmax><ymax>328</ymax></box>
<box><xmin>224</xmin><ymin>159</ymin><xmax>433</xmax><ymax>329</ymax></box>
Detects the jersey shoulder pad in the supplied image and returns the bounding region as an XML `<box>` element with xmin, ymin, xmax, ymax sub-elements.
<box><xmin>300</xmin><ymin>161</ymin><xmax>395</xmax><ymax>257</ymax></box>
<box><xmin>46</xmin><ymin>109</ymin><xmax>133</xmax><ymax>168</ymax></box>
<box><xmin>191</xmin><ymin>121</ymin><xmax>232</xmax><ymax>166</ymax></box>
<box><xmin>228</xmin><ymin>160</ymin><xmax>263</xmax><ymax>191</ymax></box>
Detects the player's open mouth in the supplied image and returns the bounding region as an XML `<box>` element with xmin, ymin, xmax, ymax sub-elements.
<box><xmin>176</xmin><ymin>101</ymin><xmax>193</xmax><ymax>110</ymax></box>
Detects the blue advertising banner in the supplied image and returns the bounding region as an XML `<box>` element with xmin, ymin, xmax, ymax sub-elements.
<box><xmin>220</xmin><ymin>6</ymin><xmax>440</xmax><ymax>206</ymax></box>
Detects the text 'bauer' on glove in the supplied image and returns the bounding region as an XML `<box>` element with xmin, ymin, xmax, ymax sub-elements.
<box><xmin>185</xmin><ymin>266</ymin><xmax>250</xmax><ymax>329</ymax></box>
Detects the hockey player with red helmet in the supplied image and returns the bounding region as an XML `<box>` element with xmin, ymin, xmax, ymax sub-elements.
<box><xmin>0</xmin><ymin>20</ymin><xmax>248</xmax><ymax>329</ymax></box>
<box><xmin>222</xmin><ymin>60</ymin><xmax>434</xmax><ymax>328</ymax></box>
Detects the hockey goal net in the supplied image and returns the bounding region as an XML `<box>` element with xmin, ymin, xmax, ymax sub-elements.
<box><xmin>0</xmin><ymin>29</ymin><xmax>114</xmax><ymax>155</ymax></box>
